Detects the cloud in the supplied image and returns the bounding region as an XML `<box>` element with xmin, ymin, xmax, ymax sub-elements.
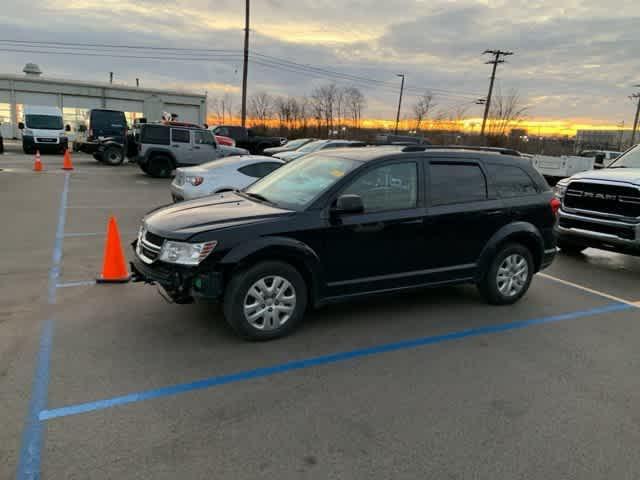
<box><xmin>0</xmin><ymin>0</ymin><xmax>638</xmax><ymax>123</ymax></box>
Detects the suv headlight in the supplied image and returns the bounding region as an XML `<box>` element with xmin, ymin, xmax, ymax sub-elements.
<box><xmin>159</xmin><ymin>240</ymin><xmax>217</xmax><ymax>265</ymax></box>
<box><xmin>554</xmin><ymin>181</ymin><xmax>569</xmax><ymax>199</ymax></box>
<box><xmin>23</xmin><ymin>128</ymin><xmax>33</xmax><ymax>136</ymax></box>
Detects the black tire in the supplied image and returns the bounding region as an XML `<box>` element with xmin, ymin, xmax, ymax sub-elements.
<box><xmin>23</xmin><ymin>144</ymin><xmax>34</xmax><ymax>155</ymax></box>
<box><xmin>146</xmin><ymin>154</ymin><xmax>173</xmax><ymax>178</ymax></box>
<box><xmin>93</xmin><ymin>153</ymin><xmax>103</xmax><ymax>162</ymax></box>
<box><xmin>223</xmin><ymin>261</ymin><xmax>308</xmax><ymax>341</ymax></box>
<box><xmin>102</xmin><ymin>146</ymin><xmax>125</xmax><ymax>166</ymax></box>
<box><xmin>558</xmin><ymin>239</ymin><xmax>586</xmax><ymax>255</ymax></box>
<box><xmin>478</xmin><ymin>243</ymin><xmax>534</xmax><ymax>305</ymax></box>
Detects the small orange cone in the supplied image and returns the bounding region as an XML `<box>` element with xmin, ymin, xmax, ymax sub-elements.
<box><xmin>62</xmin><ymin>149</ymin><xmax>74</xmax><ymax>170</ymax></box>
<box><xmin>33</xmin><ymin>150</ymin><xmax>43</xmax><ymax>172</ymax></box>
<box><xmin>97</xmin><ymin>216</ymin><xmax>131</xmax><ymax>283</ymax></box>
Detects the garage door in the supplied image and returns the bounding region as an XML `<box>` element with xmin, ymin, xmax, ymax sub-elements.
<box><xmin>15</xmin><ymin>92</ymin><xmax>59</xmax><ymax>107</ymax></box>
<box><xmin>164</xmin><ymin>104</ymin><xmax>200</xmax><ymax>123</ymax></box>
<box><xmin>63</xmin><ymin>95</ymin><xmax>102</xmax><ymax>110</ymax></box>
<box><xmin>106</xmin><ymin>99</ymin><xmax>144</xmax><ymax>113</ymax></box>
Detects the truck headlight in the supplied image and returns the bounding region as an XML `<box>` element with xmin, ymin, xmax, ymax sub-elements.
<box><xmin>554</xmin><ymin>181</ymin><xmax>568</xmax><ymax>199</ymax></box>
<box><xmin>159</xmin><ymin>240</ymin><xmax>217</xmax><ymax>265</ymax></box>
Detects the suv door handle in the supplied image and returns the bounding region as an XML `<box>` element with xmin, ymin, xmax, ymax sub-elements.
<box><xmin>194</xmin><ymin>146</ymin><xmax>201</xmax><ymax>149</ymax></box>
<box><xmin>485</xmin><ymin>210</ymin><xmax>504</xmax><ymax>216</ymax></box>
<box><xmin>172</xmin><ymin>145</ymin><xmax>180</xmax><ymax>148</ymax></box>
<box><xmin>354</xmin><ymin>222</ymin><xmax>384</xmax><ymax>233</ymax></box>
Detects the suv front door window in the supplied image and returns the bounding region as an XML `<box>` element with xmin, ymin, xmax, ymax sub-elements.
<box><xmin>323</xmin><ymin>161</ymin><xmax>428</xmax><ymax>297</ymax></box>
<box><xmin>192</xmin><ymin>130</ymin><xmax>221</xmax><ymax>164</ymax></box>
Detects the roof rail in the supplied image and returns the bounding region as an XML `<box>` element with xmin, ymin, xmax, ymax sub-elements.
<box><xmin>401</xmin><ymin>145</ymin><xmax>522</xmax><ymax>156</ymax></box>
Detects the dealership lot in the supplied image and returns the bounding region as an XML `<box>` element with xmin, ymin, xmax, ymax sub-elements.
<box><xmin>2</xmin><ymin>144</ymin><xmax>640</xmax><ymax>479</ymax></box>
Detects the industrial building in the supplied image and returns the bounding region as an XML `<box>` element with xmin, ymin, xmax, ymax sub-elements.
<box><xmin>575</xmin><ymin>129</ymin><xmax>633</xmax><ymax>152</ymax></box>
<box><xmin>0</xmin><ymin>64</ymin><xmax>207</xmax><ymax>138</ymax></box>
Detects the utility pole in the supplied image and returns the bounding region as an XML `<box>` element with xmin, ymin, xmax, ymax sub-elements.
<box><xmin>480</xmin><ymin>49</ymin><xmax>513</xmax><ymax>138</ymax></box>
<box><xmin>240</xmin><ymin>0</ymin><xmax>250</xmax><ymax>127</ymax></box>
<box><xmin>109</xmin><ymin>72</ymin><xmax>113</xmax><ymax>84</ymax></box>
<box><xmin>631</xmin><ymin>85</ymin><xmax>640</xmax><ymax>146</ymax></box>
<box><xmin>395</xmin><ymin>73</ymin><xmax>405</xmax><ymax>135</ymax></box>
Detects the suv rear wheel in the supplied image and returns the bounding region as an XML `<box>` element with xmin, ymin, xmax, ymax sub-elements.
<box><xmin>102</xmin><ymin>146</ymin><xmax>124</xmax><ymax>166</ymax></box>
<box><xmin>224</xmin><ymin>261</ymin><xmax>307</xmax><ymax>341</ymax></box>
<box><xmin>478</xmin><ymin>243</ymin><xmax>534</xmax><ymax>305</ymax></box>
<box><xmin>146</xmin><ymin>154</ymin><xmax>173</xmax><ymax>178</ymax></box>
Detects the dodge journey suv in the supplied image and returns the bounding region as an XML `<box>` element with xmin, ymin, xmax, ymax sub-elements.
<box><xmin>132</xmin><ymin>146</ymin><xmax>558</xmax><ymax>340</ymax></box>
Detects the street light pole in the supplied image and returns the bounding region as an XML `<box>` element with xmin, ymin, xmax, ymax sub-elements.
<box><xmin>240</xmin><ymin>0</ymin><xmax>250</xmax><ymax>127</ymax></box>
<box><xmin>395</xmin><ymin>74</ymin><xmax>405</xmax><ymax>135</ymax></box>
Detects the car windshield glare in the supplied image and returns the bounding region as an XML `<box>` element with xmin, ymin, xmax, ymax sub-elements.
<box><xmin>297</xmin><ymin>140</ymin><xmax>327</xmax><ymax>153</ymax></box>
<box><xmin>608</xmin><ymin>145</ymin><xmax>640</xmax><ymax>168</ymax></box>
<box><xmin>245</xmin><ymin>154</ymin><xmax>360</xmax><ymax>210</ymax></box>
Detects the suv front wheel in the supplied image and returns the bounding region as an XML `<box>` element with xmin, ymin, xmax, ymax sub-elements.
<box><xmin>478</xmin><ymin>243</ymin><xmax>534</xmax><ymax>305</ymax></box>
<box><xmin>224</xmin><ymin>261</ymin><xmax>308</xmax><ymax>341</ymax></box>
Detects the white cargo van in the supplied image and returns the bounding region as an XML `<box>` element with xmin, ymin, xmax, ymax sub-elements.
<box><xmin>18</xmin><ymin>106</ymin><xmax>69</xmax><ymax>154</ymax></box>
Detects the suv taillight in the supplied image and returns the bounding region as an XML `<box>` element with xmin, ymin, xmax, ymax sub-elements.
<box><xmin>550</xmin><ymin>197</ymin><xmax>561</xmax><ymax>216</ymax></box>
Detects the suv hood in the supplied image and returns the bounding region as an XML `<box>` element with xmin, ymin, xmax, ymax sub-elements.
<box><xmin>568</xmin><ymin>168</ymin><xmax>640</xmax><ymax>185</ymax></box>
<box><xmin>144</xmin><ymin>192</ymin><xmax>293</xmax><ymax>240</ymax></box>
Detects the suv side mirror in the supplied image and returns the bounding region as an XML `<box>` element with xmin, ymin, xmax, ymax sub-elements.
<box><xmin>332</xmin><ymin>194</ymin><xmax>364</xmax><ymax>215</ymax></box>
<box><xmin>18</xmin><ymin>122</ymin><xmax>24</xmax><ymax>130</ymax></box>
<box><xmin>65</xmin><ymin>124</ymin><xmax>71</xmax><ymax>132</ymax></box>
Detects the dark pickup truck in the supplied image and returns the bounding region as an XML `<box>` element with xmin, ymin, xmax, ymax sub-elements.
<box><xmin>212</xmin><ymin>126</ymin><xmax>285</xmax><ymax>154</ymax></box>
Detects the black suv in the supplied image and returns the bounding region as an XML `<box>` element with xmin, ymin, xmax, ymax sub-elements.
<box><xmin>132</xmin><ymin>146</ymin><xmax>557</xmax><ymax>340</ymax></box>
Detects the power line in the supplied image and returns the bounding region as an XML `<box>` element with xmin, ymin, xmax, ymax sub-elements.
<box><xmin>0</xmin><ymin>39</ymin><xmax>483</xmax><ymax>100</ymax></box>
<box><xmin>480</xmin><ymin>49</ymin><xmax>513</xmax><ymax>137</ymax></box>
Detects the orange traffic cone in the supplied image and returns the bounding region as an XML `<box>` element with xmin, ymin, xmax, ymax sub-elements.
<box><xmin>97</xmin><ymin>216</ymin><xmax>131</xmax><ymax>283</ymax></box>
<box><xmin>62</xmin><ymin>149</ymin><xmax>74</xmax><ymax>170</ymax></box>
<box><xmin>33</xmin><ymin>150</ymin><xmax>43</xmax><ymax>171</ymax></box>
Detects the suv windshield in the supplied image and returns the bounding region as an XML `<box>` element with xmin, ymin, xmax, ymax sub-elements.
<box><xmin>25</xmin><ymin>114</ymin><xmax>63</xmax><ymax>130</ymax></box>
<box><xmin>608</xmin><ymin>145</ymin><xmax>640</xmax><ymax>168</ymax></box>
<box><xmin>245</xmin><ymin>153</ymin><xmax>360</xmax><ymax>210</ymax></box>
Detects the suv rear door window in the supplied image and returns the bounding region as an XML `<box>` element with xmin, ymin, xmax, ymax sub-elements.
<box><xmin>171</xmin><ymin>129</ymin><xmax>190</xmax><ymax>143</ymax></box>
<box><xmin>429</xmin><ymin>162</ymin><xmax>487</xmax><ymax>206</ymax></box>
<box><xmin>140</xmin><ymin>125</ymin><xmax>170</xmax><ymax>145</ymax></box>
<box><xmin>487</xmin><ymin>164</ymin><xmax>538</xmax><ymax>198</ymax></box>
<box><xmin>342</xmin><ymin>162</ymin><xmax>418</xmax><ymax>212</ymax></box>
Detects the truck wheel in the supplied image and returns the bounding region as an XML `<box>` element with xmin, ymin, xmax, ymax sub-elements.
<box><xmin>146</xmin><ymin>154</ymin><xmax>173</xmax><ymax>178</ymax></box>
<box><xmin>223</xmin><ymin>261</ymin><xmax>308</xmax><ymax>341</ymax></box>
<box><xmin>23</xmin><ymin>144</ymin><xmax>33</xmax><ymax>155</ymax></box>
<box><xmin>478</xmin><ymin>243</ymin><xmax>534</xmax><ymax>305</ymax></box>
<box><xmin>102</xmin><ymin>146</ymin><xmax>125</xmax><ymax>166</ymax></box>
<box><xmin>558</xmin><ymin>239</ymin><xmax>586</xmax><ymax>255</ymax></box>
<box><xmin>93</xmin><ymin>153</ymin><xmax>103</xmax><ymax>162</ymax></box>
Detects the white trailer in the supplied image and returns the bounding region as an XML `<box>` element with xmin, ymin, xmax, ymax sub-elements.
<box><xmin>531</xmin><ymin>155</ymin><xmax>595</xmax><ymax>184</ymax></box>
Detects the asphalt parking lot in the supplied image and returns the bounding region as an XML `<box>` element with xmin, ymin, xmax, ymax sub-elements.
<box><xmin>2</xmin><ymin>141</ymin><xmax>640</xmax><ymax>479</ymax></box>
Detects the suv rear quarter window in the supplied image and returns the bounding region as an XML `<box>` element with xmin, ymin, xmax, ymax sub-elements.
<box><xmin>429</xmin><ymin>162</ymin><xmax>487</xmax><ymax>206</ymax></box>
<box><xmin>140</xmin><ymin>125</ymin><xmax>170</xmax><ymax>145</ymax></box>
<box><xmin>487</xmin><ymin>164</ymin><xmax>538</xmax><ymax>198</ymax></box>
<box><xmin>171</xmin><ymin>128</ymin><xmax>190</xmax><ymax>143</ymax></box>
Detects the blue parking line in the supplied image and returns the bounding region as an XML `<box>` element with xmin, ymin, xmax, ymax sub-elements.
<box><xmin>16</xmin><ymin>173</ymin><xmax>69</xmax><ymax>480</ymax></box>
<box><xmin>57</xmin><ymin>280</ymin><xmax>96</xmax><ymax>288</ymax></box>
<box><xmin>38</xmin><ymin>302</ymin><xmax>631</xmax><ymax>422</ymax></box>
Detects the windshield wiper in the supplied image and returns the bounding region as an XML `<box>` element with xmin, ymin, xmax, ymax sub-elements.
<box><xmin>608</xmin><ymin>165</ymin><xmax>628</xmax><ymax>169</ymax></box>
<box><xmin>243</xmin><ymin>191</ymin><xmax>276</xmax><ymax>205</ymax></box>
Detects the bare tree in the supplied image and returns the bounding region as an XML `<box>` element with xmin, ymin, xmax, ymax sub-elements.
<box><xmin>412</xmin><ymin>92</ymin><xmax>435</xmax><ymax>132</ymax></box>
<box><xmin>344</xmin><ymin>87</ymin><xmax>366</xmax><ymax>130</ymax></box>
<box><xmin>219</xmin><ymin>93</ymin><xmax>234</xmax><ymax>124</ymax></box>
<box><xmin>249</xmin><ymin>91</ymin><xmax>272</xmax><ymax>127</ymax></box>
<box><xmin>311</xmin><ymin>84</ymin><xmax>339</xmax><ymax>134</ymax></box>
<box><xmin>487</xmin><ymin>88</ymin><xmax>528</xmax><ymax>137</ymax></box>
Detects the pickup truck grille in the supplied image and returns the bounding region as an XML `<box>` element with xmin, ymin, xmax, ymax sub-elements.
<box><xmin>564</xmin><ymin>182</ymin><xmax>640</xmax><ymax>218</ymax></box>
